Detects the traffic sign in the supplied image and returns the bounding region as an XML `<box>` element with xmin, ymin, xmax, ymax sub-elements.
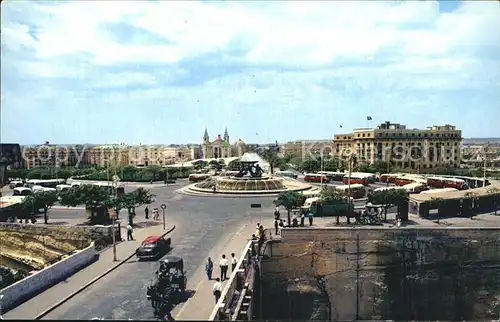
<box><xmin>161</xmin><ymin>204</ymin><xmax>167</xmax><ymax>210</ymax></box>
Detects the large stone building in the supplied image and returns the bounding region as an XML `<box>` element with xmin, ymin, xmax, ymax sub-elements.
<box><xmin>333</xmin><ymin>121</ymin><xmax>463</xmax><ymax>170</ymax></box>
<box><xmin>21</xmin><ymin>144</ymin><xmax>90</xmax><ymax>168</ymax></box>
<box><xmin>280</xmin><ymin>140</ymin><xmax>333</xmax><ymax>159</ymax></box>
<box><xmin>202</xmin><ymin>128</ymin><xmax>247</xmax><ymax>159</ymax></box>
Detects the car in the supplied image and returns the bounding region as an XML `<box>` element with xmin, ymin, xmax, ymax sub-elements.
<box><xmin>136</xmin><ymin>235</ymin><xmax>171</xmax><ymax>260</ymax></box>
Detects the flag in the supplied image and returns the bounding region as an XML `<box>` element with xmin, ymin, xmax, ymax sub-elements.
<box><xmin>367</xmin><ymin>116</ymin><xmax>372</xmax><ymax>121</ymax></box>
<box><xmin>339</xmin><ymin>125</ymin><xmax>343</xmax><ymax>128</ymax></box>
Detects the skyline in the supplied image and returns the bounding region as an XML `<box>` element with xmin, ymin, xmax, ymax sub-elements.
<box><xmin>1</xmin><ymin>1</ymin><xmax>500</xmax><ymax>145</ymax></box>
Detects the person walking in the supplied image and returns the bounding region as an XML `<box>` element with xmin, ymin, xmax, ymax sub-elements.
<box><xmin>206</xmin><ymin>257</ymin><xmax>214</xmax><ymax>280</ymax></box>
<box><xmin>274</xmin><ymin>219</ymin><xmax>279</xmax><ymax>235</ymax></box>
<box><xmin>145</xmin><ymin>206</ymin><xmax>149</xmax><ymax>220</ymax></box>
<box><xmin>212</xmin><ymin>278</ymin><xmax>222</xmax><ymax>303</ymax></box>
<box><xmin>308</xmin><ymin>211</ymin><xmax>314</xmax><ymax>226</ymax></box>
<box><xmin>231</xmin><ymin>253</ymin><xmax>238</xmax><ymax>271</ymax></box>
<box><xmin>219</xmin><ymin>254</ymin><xmax>228</xmax><ymax>281</ymax></box>
<box><xmin>126</xmin><ymin>224</ymin><xmax>134</xmax><ymax>241</ymax></box>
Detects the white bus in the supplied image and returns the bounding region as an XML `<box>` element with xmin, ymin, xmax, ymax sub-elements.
<box><xmin>56</xmin><ymin>184</ymin><xmax>72</xmax><ymax>193</ymax></box>
<box><xmin>32</xmin><ymin>185</ymin><xmax>57</xmax><ymax>193</ymax></box>
<box><xmin>25</xmin><ymin>179</ymin><xmax>66</xmax><ymax>189</ymax></box>
<box><xmin>13</xmin><ymin>187</ymin><xmax>33</xmax><ymax>196</ymax></box>
<box><xmin>9</xmin><ymin>180</ymin><xmax>24</xmax><ymax>189</ymax></box>
<box><xmin>335</xmin><ymin>184</ymin><xmax>366</xmax><ymax>199</ymax></box>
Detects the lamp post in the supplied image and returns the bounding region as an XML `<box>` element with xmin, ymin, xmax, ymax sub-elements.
<box><xmin>161</xmin><ymin>204</ymin><xmax>167</xmax><ymax>230</ymax></box>
<box><xmin>347</xmin><ymin>154</ymin><xmax>353</xmax><ymax>210</ymax></box>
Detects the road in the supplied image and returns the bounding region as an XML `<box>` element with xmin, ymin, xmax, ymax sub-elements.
<box><xmin>41</xmin><ymin>184</ymin><xmax>276</xmax><ymax>320</ymax></box>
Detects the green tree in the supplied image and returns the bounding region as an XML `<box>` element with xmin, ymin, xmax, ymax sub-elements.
<box><xmin>117</xmin><ymin>187</ymin><xmax>155</xmax><ymax>225</ymax></box>
<box><xmin>34</xmin><ymin>190</ymin><xmax>59</xmax><ymax>224</ymax></box>
<box><xmin>277</xmin><ymin>191</ymin><xmax>301</xmax><ymax>226</ymax></box>
<box><xmin>0</xmin><ymin>266</ymin><xmax>28</xmax><ymax>289</ymax></box>
<box><xmin>59</xmin><ymin>185</ymin><xmax>117</xmax><ymax>224</ymax></box>
<box><xmin>320</xmin><ymin>187</ymin><xmax>345</xmax><ymax>204</ymax></box>
<box><xmin>261</xmin><ymin>149</ymin><xmax>280</xmax><ymax>174</ymax></box>
<box><xmin>121</xmin><ymin>165</ymin><xmax>138</xmax><ymax>181</ymax></box>
<box><xmin>299</xmin><ymin>157</ymin><xmax>321</xmax><ymax>173</ymax></box>
<box><xmin>146</xmin><ymin>165</ymin><xmax>162</xmax><ymax>181</ymax></box>
<box><xmin>192</xmin><ymin>160</ymin><xmax>208</xmax><ymax>170</ymax></box>
<box><xmin>368</xmin><ymin>189</ymin><xmax>408</xmax><ymax>221</ymax></box>
<box><xmin>323</xmin><ymin>157</ymin><xmax>340</xmax><ymax>171</ymax></box>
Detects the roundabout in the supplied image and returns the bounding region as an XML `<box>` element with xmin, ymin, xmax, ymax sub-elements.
<box><xmin>178</xmin><ymin>155</ymin><xmax>319</xmax><ymax>197</ymax></box>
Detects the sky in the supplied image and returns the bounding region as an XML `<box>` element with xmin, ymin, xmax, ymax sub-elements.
<box><xmin>1</xmin><ymin>0</ymin><xmax>499</xmax><ymax>145</ymax></box>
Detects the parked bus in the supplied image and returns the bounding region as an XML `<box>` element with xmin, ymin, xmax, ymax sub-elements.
<box><xmin>334</xmin><ymin>184</ymin><xmax>366</xmax><ymax>199</ymax></box>
<box><xmin>189</xmin><ymin>173</ymin><xmax>211</xmax><ymax>182</ymax></box>
<box><xmin>276</xmin><ymin>171</ymin><xmax>298</xmax><ymax>179</ymax></box>
<box><xmin>394</xmin><ymin>174</ymin><xmax>426</xmax><ymax>186</ymax></box>
<box><xmin>304</xmin><ymin>173</ymin><xmax>329</xmax><ymax>183</ymax></box>
<box><xmin>402</xmin><ymin>182</ymin><xmax>428</xmax><ymax>194</ymax></box>
<box><xmin>318</xmin><ymin>171</ymin><xmax>347</xmax><ymax>182</ymax></box>
<box><xmin>32</xmin><ymin>185</ymin><xmax>57</xmax><ymax>193</ymax></box>
<box><xmin>13</xmin><ymin>187</ymin><xmax>33</xmax><ymax>196</ymax></box>
<box><xmin>343</xmin><ymin>173</ymin><xmax>372</xmax><ymax>186</ymax></box>
<box><xmin>9</xmin><ymin>180</ymin><xmax>24</xmax><ymax>189</ymax></box>
<box><xmin>427</xmin><ymin>177</ymin><xmax>466</xmax><ymax>190</ymax></box>
<box><xmin>420</xmin><ymin>188</ymin><xmax>458</xmax><ymax>194</ymax></box>
<box><xmin>379</xmin><ymin>173</ymin><xmax>399</xmax><ymax>183</ymax></box>
<box><xmin>374</xmin><ymin>186</ymin><xmax>406</xmax><ymax>193</ymax></box>
<box><xmin>56</xmin><ymin>184</ymin><xmax>72</xmax><ymax>193</ymax></box>
<box><xmin>25</xmin><ymin>179</ymin><xmax>66</xmax><ymax>189</ymax></box>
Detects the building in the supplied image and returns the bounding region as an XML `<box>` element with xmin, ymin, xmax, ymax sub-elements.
<box><xmin>280</xmin><ymin>140</ymin><xmax>334</xmax><ymax>159</ymax></box>
<box><xmin>333</xmin><ymin>121</ymin><xmax>463</xmax><ymax>170</ymax></box>
<box><xmin>202</xmin><ymin>128</ymin><xmax>247</xmax><ymax>159</ymax></box>
<box><xmin>21</xmin><ymin>144</ymin><xmax>90</xmax><ymax>168</ymax></box>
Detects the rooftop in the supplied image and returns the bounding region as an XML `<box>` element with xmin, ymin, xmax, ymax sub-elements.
<box><xmin>409</xmin><ymin>183</ymin><xmax>500</xmax><ymax>202</ymax></box>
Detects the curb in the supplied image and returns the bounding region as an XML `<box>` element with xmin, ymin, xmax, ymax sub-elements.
<box><xmin>33</xmin><ymin>225</ymin><xmax>176</xmax><ymax>320</ymax></box>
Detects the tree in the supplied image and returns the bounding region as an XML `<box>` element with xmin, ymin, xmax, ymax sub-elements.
<box><xmin>59</xmin><ymin>185</ymin><xmax>117</xmax><ymax>224</ymax></box>
<box><xmin>192</xmin><ymin>160</ymin><xmax>208</xmax><ymax>170</ymax></box>
<box><xmin>277</xmin><ymin>191</ymin><xmax>301</xmax><ymax>226</ymax></box>
<box><xmin>146</xmin><ymin>165</ymin><xmax>162</xmax><ymax>181</ymax></box>
<box><xmin>117</xmin><ymin>187</ymin><xmax>155</xmax><ymax>225</ymax></box>
<box><xmin>34</xmin><ymin>190</ymin><xmax>58</xmax><ymax>224</ymax></box>
<box><xmin>323</xmin><ymin>157</ymin><xmax>340</xmax><ymax>172</ymax></box>
<box><xmin>299</xmin><ymin>157</ymin><xmax>321</xmax><ymax>173</ymax></box>
<box><xmin>368</xmin><ymin>189</ymin><xmax>408</xmax><ymax>221</ymax></box>
<box><xmin>320</xmin><ymin>187</ymin><xmax>345</xmax><ymax>204</ymax></box>
<box><xmin>261</xmin><ymin>148</ymin><xmax>280</xmax><ymax>174</ymax></box>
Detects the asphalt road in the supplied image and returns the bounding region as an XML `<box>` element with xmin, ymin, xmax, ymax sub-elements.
<box><xmin>41</xmin><ymin>184</ymin><xmax>276</xmax><ymax>320</ymax></box>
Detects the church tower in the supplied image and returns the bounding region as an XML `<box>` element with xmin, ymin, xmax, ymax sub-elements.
<box><xmin>203</xmin><ymin>128</ymin><xmax>210</xmax><ymax>143</ymax></box>
<box><xmin>223</xmin><ymin>127</ymin><xmax>229</xmax><ymax>143</ymax></box>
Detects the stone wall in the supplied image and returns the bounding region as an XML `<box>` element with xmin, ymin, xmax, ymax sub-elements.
<box><xmin>0</xmin><ymin>241</ymin><xmax>98</xmax><ymax>312</ymax></box>
<box><xmin>262</xmin><ymin>227</ymin><xmax>500</xmax><ymax>321</ymax></box>
<box><xmin>0</xmin><ymin>223</ymin><xmax>117</xmax><ymax>269</ymax></box>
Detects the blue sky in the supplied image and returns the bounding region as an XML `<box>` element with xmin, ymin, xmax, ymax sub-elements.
<box><xmin>1</xmin><ymin>1</ymin><xmax>499</xmax><ymax>145</ymax></box>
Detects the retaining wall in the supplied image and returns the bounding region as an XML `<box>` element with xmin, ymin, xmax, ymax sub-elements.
<box><xmin>0</xmin><ymin>242</ymin><xmax>98</xmax><ymax>312</ymax></box>
<box><xmin>262</xmin><ymin>227</ymin><xmax>500</xmax><ymax>321</ymax></box>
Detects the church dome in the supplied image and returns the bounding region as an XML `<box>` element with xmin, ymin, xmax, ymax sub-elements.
<box><xmin>235</xmin><ymin>139</ymin><xmax>246</xmax><ymax>147</ymax></box>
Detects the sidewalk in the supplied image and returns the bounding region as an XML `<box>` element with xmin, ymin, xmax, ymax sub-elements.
<box><xmin>174</xmin><ymin>217</ymin><xmax>276</xmax><ymax>321</ymax></box>
<box><xmin>3</xmin><ymin>221</ymin><xmax>176</xmax><ymax>319</ymax></box>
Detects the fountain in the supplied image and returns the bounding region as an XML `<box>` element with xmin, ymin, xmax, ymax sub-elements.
<box><xmin>180</xmin><ymin>153</ymin><xmax>316</xmax><ymax>196</ymax></box>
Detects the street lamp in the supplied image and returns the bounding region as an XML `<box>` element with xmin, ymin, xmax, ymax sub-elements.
<box><xmin>161</xmin><ymin>204</ymin><xmax>167</xmax><ymax>230</ymax></box>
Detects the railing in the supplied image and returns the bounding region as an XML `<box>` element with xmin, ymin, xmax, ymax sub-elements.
<box><xmin>209</xmin><ymin>240</ymin><xmax>256</xmax><ymax>321</ymax></box>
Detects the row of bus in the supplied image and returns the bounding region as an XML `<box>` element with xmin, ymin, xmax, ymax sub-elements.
<box><xmin>12</xmin><ymin>181</ymin><xmax>124</xmax><ymax>197</ymax></box>
<box><xmin>9</xmin><ymin>179</ymin><xmax>67</xmax><ymax>189</ymax></box>
<box><xmin>304</xmin><ymin>172</ymin><xmax>377</xmax><ymax>185</ymax></box>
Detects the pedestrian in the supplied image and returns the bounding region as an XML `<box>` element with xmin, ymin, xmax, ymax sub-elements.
<box><xmin>205</xmin><ymin>257</ymin><xmax>213</xmax><ymax>280</ymax></box>
<box><xmin>308</xmin><ymin>211</ymin><xmax>314</xmax><ymax>226</ymax></box>
<box><xmin>258</xmin><ymin>225</ymin><xmax>264</xmax><ymax>237</ymax></box>
<box><xmin>300</xmin><ymin>212</ymin><xmax>305</xmax><ymax>227</ymax></box>
<box><xmin>231</xmin><ymin>253</ymin><xmax>238</xmax><ymax>271</ymax></box>
<box><xmin>145</xmin><ymin>206</ymin><xmax>149</xmax><ymax>219</ymax></box>
<box><xmin>274</xmin><ymin>206</ymin><xmax>280</xmax><ymax>220</ymax></box>
<box><xmin>274</xmin><ymin>219</ymin><xmax>279</xmax><ymax>235</ymax></box>
<box><xmin>212</xmin><ymin>278</ymin><xmax>222</xmax><ymax>303</ymax></box>
<box><xmin>126</xmin><ymin>223</ymin><xmax>134</xmax><ymax>241</ymax></box>
<box><xmin>219</xmin><ymin>254</ymin><xmax>228</xmax><ymax>281</ymax></box>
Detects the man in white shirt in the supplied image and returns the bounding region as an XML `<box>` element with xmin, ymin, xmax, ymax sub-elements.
<box><xmin>231</xmin><ymin>253</ymin><xmax>238</xmax><ymax>271</ymax></box>
<box><xmin>219</xmin><ymin>254</ymin><xmax>229</xmax><ymax>281</ymax></box>
<box><xmin>126</xmin><ymin>224</ymin><xmax>133</xmax><ymax>241</ymax></box>
<box><xmin>212</xmin><ymin>278</ymin><xmax>222</xmax><ymax>303</ymax></box>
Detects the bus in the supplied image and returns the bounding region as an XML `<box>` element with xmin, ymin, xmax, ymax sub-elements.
<box><xmin>32</xmin><ymin>185</ymin><xmax>57</xmax><ymax>193</ymax></box>
<box><xmin>13</xmin><ymin>187</ymin><xmax>33</xmax><ymax>196</ymax></box>
<box><xmin>343</xmin><ymin>173</ymin><xmax>373</xmax><ymax>186</ymax></box>
<box><xmin>427</xmin><ymin>177</ymin><xmax>466</xmax><ymax>190</ymax></box>
<box><xmin>56</xmin><ymin>184</ymin><xmax>72</xmax><ymax>193</ymax></box>
<box><xmin>394</xmin><ymin>174</ymin><xmax>426</xmax><ymax>186</ymax></box>
<box><xmin>276</xmin><ymin>171</ymin><xmax>298</xmax><ymax>179</ymax></box>
<box><xmin>318</xmin><ymin>171</ymin><xmax>347</xmax><ymax>182</ymax></box>
<box><xmin>334</xmin><ymin>184</ymin><xmax>366</xmax><ymax>199</ymax></box>
<box><xmin>9</xmin><ymin>180</ymin><xmax>24</xmax><ymax>189</ymax></box>
<box><xmin>402</xmin><ymin>182</ymin><xmax>428</xmax><ymax>194</ymax></box>
<box><xmin>25</xmin><ymin>179</ymin><xmax>66</xmax><ymax>189</ymax></box>
<box><xmin>189</xmin><ymin>173</ymin><xmax>211</xmax><ymax>182</ymax></box>
<box><xmin>379</xmin><ymin>173</ymin><xmax>399</xmax><ymax>183</ymax></box>
<box><xmin>420</xmin><ymin>188</ymin><xmax>458</xmax><ymax>194</ymax></box>
<box><xmin>304</xmin><ymin>173</ymin><xmax>329</xmax><ymax>183</ymax></box>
